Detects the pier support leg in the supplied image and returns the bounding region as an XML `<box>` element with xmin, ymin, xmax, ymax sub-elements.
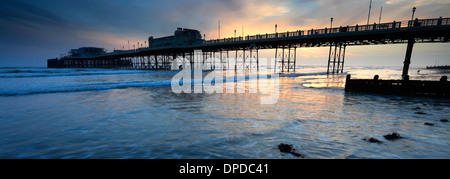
<box><xmin>248</xmin><ymin>47</ymin><xmax>253</xmax><ymax>70</ymax></box>
<box><xmin>235</xmin><ymin>49</ymin><xmax>238</xmax><ymax>72</ymax></box>
<box><xmin>327</xmin><ymin>42</ymin><xmax>333</xmax><ymax>74</ymax></box>
<box><xmin>336</xmin><ymin>43</ymin><xmax>342</xmax><ymax>73</ymax></box>
<box><xmin>287</xmin><ymin>45</ymin><xmax>291</xmax><ymax>72</ymax></box>
<box><xmin>190</xmin><ymin>51</ymin><xmax>194</xmax><ymax>70</ymax></box>
<box><xmin>203</xmin><ymin>51</ymin><xmax>206</xmax><ymax>70</ymax></box>
<box><xmin>274</xmin><ymin>47</ymin><xmax>278</xmax><ymax>72</ymax></box>
<box><xmin>226</xmin><ymin>50</ymin><xmax>229</xmax><ymax>70</ymax></box>
<box><xmin>341</xmin><ymin>44</ymin><xmax>347</xmax><ymax>73</ymax></box>
<box><xmin>155</xmin><ymin>55</ymin><xmax>158</xmax><ymax>70</ymax></box>
<box><xmin>219</xmin><ymin>51</ymin><xmax>223</xmax><ymax>70</ymax></box>
<box><xmin>281</xmin><ymin>46</ymin><xmax>285</xmax><ymax>73</ymax></box>
<box><xmin>161</xmin><ymin>55</ymin><xmax>165</xmax><ymax>70</ymax></box>
<box><xmin>213</xmin><ymin>51</ymin><xmax>215</xmax><ymax>70</ymax></box>
<box><xmin>210</xmin><ymin>51</ymin><xmax>213</xmax><ymax>70</ymax></box>
<box><xmin>147</xmin><ymin>56</ymin><xmax>151</xmax><ymax>69</ymax></box>
<box><xmin>293</xmin><ymin>47</ymin><xmax>297</xmax><ymax>72</ymax></box>
<box><xmin>256</xmin><ymin>48</ymin><xmax>259</xmax><ymax>71</ymax></box>
<box><xmin>332</xmin><ymin>44</ymin><xmax>338</xmax><ymax>74</ymax></box>
<box><xmin>248</xmin><ymin>47</ymin><xmax>258</xmax><ymax>70</ymax></box>
<box><xmin>182</xmin><ymin>53</ymin><xmax>185</xmax><ymax>70</ymax></box>
<box><xmin>210</xmin><ymin>52</ymin><xmax>213</xmax><ymax>70</ymax></box>
<box><xmin>402</xmin><ymin>39</ymin><xmax>415</xmax><ymax>79</ymax></box>
<box><xmin>173</xmin><ymin>53</ymin><xmax>177</xmax><ymax>70</ymax></box>
<box><xmin>243</xmin><ymin>48</ymin><xmax>246</xmax><ymax>70</ymax></box>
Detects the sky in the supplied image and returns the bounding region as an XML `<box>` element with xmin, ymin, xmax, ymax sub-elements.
<box><xmin>0</xmin><ymin>0</ymin><xmax>449</xmax><ymax>67</ymax></box>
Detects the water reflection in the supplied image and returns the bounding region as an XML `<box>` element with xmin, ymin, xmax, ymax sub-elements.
<box><xmin>0</xmin><ymin>67</ymin><xmax>449</xmax><ymax>159</ymax></box>
<box><xmin>195</xmin><ymin>70</ymin><xmax>450</xmax><ymax>158</ymax></box>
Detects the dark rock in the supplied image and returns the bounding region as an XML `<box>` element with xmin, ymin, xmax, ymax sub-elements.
<box><xmin>424</xmin><ymin>122</ymin><xmax>434</xmax><ymax>126</ymax></box>
<box><xmin>415</xmin><ymin>111</ymin><xmax>427</xmax><ymax>115</ymax></box>
<box><xmin>278</xmin><ymin>143</ymin><xmax>293</xmax><ymax>153</ymax></box>
<box><xmin>440</xmin><ymin>119</ymin><xmax>448</xmax><ymax>122</ymax></box>
<box><xmin>277</xmin><ymin>143</ymin><xmax>305</xmax><ymax>158</ymax></box>
<box><xmin>363</xmin><ymin>137</ymin><xmax>383</xmax><ymax>144</ymax></box>
<box><xmin>384</xmin><ymin>132</ymin><xmax>403</xmax><ymax>140</ymax></box>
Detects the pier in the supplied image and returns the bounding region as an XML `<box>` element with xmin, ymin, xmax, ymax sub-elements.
<box><xmin>48</xmin><ymin>17</ymin><xmax>450</xmax><ymax>78</ymax></box>
<box><xmin>345</xmin><ymin>75</ymin><xmax>449</xmax><ymax>98</ymax></box>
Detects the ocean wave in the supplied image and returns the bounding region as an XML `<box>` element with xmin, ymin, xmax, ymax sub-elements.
<box><xmin>0</xmin><ymin>68</ymin><xmax>179</xmax><ymax>78</ymax></box>
<box><xmin>0</xmin><ymin>72</ymin><xmax>277</xmax><ymax>96</ymax></box>
<box><xmin>0</xmin><ymin>80</ymin><xmax>174</xmax><ymax>96</ymax></box>
<box><xmin>0</xmin><ymin>67</ymin><xmax>336</xmax><ymax>96</ymax></box>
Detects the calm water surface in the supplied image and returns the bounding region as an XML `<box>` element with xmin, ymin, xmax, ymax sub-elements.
<box><xmin>0</xmin><ymin>66</ymin><xmax>448</xmax><ymax>158</ymax></box>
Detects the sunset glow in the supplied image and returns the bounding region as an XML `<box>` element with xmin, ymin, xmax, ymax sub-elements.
<box><xmin>0</xmin><ymin>0</ymin><xmax>449</xmax><ymax>66</ymax></box>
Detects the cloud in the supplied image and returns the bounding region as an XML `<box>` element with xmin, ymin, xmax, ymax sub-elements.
<box><xmin>0</xmin><ymin>0</ymin><xmax>449</xmax><ymax>66</ymax></box>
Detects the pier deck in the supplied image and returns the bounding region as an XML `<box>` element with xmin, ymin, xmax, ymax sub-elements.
<box><xmin>48</xmin><ymin>17</ymin><xmax>450</xmax><ymax>75</ymax></box>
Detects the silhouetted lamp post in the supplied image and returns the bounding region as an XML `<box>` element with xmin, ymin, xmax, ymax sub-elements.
<box><xmin>412</xmin><ymin>7</ymin><xmax>416</xmax><ymax>20</ymax></box>
<box><xmin>330</xmin><ymin>18</ymin><xmax>333</xmax><ymax>29</ymax></box>
<box><xmin>275</xmin><ymin>24</ymin><xmax>277</xmax><ymax>33</ymax></box>
<box><xmin>330</xmin><ymin>17</ymin><xmax>333</xmax><ymax>33</ymax></box>
<box><xmin>331</xmin><ymin>17</ymin><xmax>333</xmax><ymax>28</ymax></box>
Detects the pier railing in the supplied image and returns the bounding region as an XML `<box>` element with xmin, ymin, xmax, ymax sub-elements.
<box><xmin>408</xmin><ymin>17</ymin><xmax>450</xmax><ymax>27</ymax></box>
<box><xmin>204</xmin><ymin>17</ymin><xmax>449</xmax><ymax>45</ymax></box>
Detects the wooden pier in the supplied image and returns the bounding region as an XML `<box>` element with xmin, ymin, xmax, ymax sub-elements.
<box><xmin>345</xmin><ymin>75</ymin><xmax>449</xmax><ymax>98</ymax></box>
<box><xmin>48</xmin><ymin>17</ymin><xmax>450</xmax><ymax>75</ymax></box>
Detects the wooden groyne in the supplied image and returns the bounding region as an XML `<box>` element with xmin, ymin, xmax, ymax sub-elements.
<box><xmin>345</xmin><ymin>75</ymin><xmax>449</xmax><ymax>98</ymax></box>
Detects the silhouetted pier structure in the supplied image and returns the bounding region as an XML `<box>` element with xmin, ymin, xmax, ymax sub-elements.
<box><xmin>345</xmin><ymin>75</ymin><xmax>449</xmax><ymax>98</ymax></box>
<box><xmin>426</xmin><ymin>65</ymin><xmax>450</xmax><ymax>70</ymax></box>
<box><xmin>48</xmin><ymin>17</ymin><xmax>450</xmax><ymax>78</ymax></box>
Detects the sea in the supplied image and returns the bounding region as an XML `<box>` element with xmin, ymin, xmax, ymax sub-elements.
<box><xmin>0</xmin><ymin>65</ymin><xmax>449</xmax><ymax>159</ymax></box>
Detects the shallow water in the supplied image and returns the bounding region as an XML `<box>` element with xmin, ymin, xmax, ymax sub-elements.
<box><xmin>0</xmin><ymin>66</ymin><xmax>448</xmax><ymax>159</ymax></box>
